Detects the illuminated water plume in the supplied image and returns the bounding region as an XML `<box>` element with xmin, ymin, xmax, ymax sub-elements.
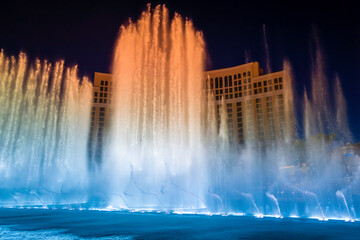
<box><xmin>0</xmin><ymin>50</ymin><xmax>92</xmax><ymax>205</ymax></box>
<box><xmin>103</xmin><ymin>4</ymin><xmax>215</xmax><ymax>210</ymax></box>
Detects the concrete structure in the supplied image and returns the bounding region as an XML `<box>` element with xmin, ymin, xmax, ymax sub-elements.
<box><xmin>88</xmin><ymin>62</ymin><xmax>295</xmax><ymax>162</ymax></box>
<box><xmin>204</xmin><ymin>62</ymin><xmax>295</xmax><ymax>145</ymax></box>
<box><xmin>88</xmin><ymin>72</ymin><xmax>112</xmax><ymax>166</ymax></box>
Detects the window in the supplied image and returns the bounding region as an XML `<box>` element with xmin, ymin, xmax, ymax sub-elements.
<box><xmin>248</xmin><ymin>78</ymin><xmax>251</xmax><ymax>83</ymax></box>
<box><xmin>254</xmin><ymin>89</ymin><xmax>258</xmax><ymax>94</ymax></box>
<box><xmin>279</xmin><ymin>84</ymin><xmax>283</xmax><ymax>89</ymax></box>
<box><xmin>238</xmin><ymin>80</ymin><xmax>241</xmax><ymax>85</ymax></box>
<box><xmin>239</xmin><ymin>86</ymin><xmax>242</xmax><ymax>91</ymax></box>
<box><xmin>225</xmin><ymin>76</ymin><xmax>228</xmax><ymax>87</ymax></box>
<box><xmin>268</xmin><ymin>79</ymin><xmax>272</xmax><ymax>85</ymax></box>
<box><xmin>244</xmin><ymin>85</ymin><xmax>247</xmax><ymax>90</ymax></box>
<box><xmin>275</xmin><ymin>85</ymin><xmax>279</xmax><ymax>90</ymax></box>
<box><xmin>219</xmin><ymin>77</ymin><xmax>223</xmax><ymax>88</ymax></box>
<box><xmin>229</xmin><ymin>75</ymin><xmax>232</xmax><ymax>87</ymax></box>
<box><xmin>256</xmin><ymin>98</ymin><xmax>261</xmax><ymax>103</ymax></box>
<box><xmin>94</xmin><ymin>98</ymin><xmax>97</xmax><ymax>103</ymax></box>
<box><xmin>269</xmin><ymin>86</ymin><xmax>273</xmax><ymax>91</ymax></box>
<box><xmin>210</xmin><ymin>78</ymin><xmax>213</xmax><ymax>89</ymax></box>
<box><xmin>229</xmin><ymin>88</ymin><xmax>233</xmax><ymax>93</ymax></box>
<box><xmin>234</xmin><ymin>74</ymin><xmax>237</xmax><ymax>80</ymax></box>
<box><xmin>234</xmin><ymin>81</ymin><xmax>237</xmax><ymax>86</ymax></box>
<box><xmin>243</xmin><ymin>72</ymin><xmax>246</xmax><ymax>77</ymax></box>
<box><xmin>100</xmin><ymin>92</ymin><xmax>103</xmax><ymax>97</ymax></box>
<box><xmin>91</xmin><ymin>111</ymin><xmax>95</xmax><ymax>116</ymax></box>
<box><xmin>99</xmin><ymin>122</ymin><xmax>104</xmax><ymax>127</ymax></box>
<box><xmin>238</xmin><ymin>73</ymin><xmax>241</xmax><ymax>79</ymax></box>
<box><xmin>258</xmin><ymin>82</ymin><xmax>262</xmax><ymax>87</ymax></box>
<box><xmin>264</xmin><ymin>81</ymin><xmax>267</xmax><ymax>86</ymax></box>
<box><xmin>94</xmin><ymin>92</ymin><xmax>98</xmax><ymax>97</ymax></box>
<box><xmin>100</xmin><ymin>107</ymin><xmax>105</xmax><ymax>111</ymax></box>
<box><xmin>99</xmin><ymin>98</ymin><xmax>103</xmax><ymax>103</ymax></box>
<box><xmin>215</xmin><ymin>78</ymin><xmax>218</xmax><ymax>88</ymax></box>
<box><xmin>104</xmin><ymin>93</ymin><xmax>107</xmax><ymax>97</ymax></box>
<box><xmin>254</xmin><ymin>83</ymin><xmax>257</xmax><ymax>88</ymax></box>
<box><xmin>105</xmin><ymin>81</ymin><xmax>108</xmax><ymax>86</ymax></box>
<box><xmin>279</xmin><ymin>77</ymin><xmax>283</xmax><ymax>83</ymax></box>
<box><xmin>236</xmin><ymin>102</ymin><xmax>241</xmax><ymax>106</ymax></box>
<box><xmin>264</xmin><ymin>87</ymin><xmax>268</xmax><ymax>92</ymax></box>
<box><xmin>225</xmin><ymin>89</ymin><xmax>228</xmax><ymax>93</ymax></box>
<box><xmin>104</xmin><ymin>99</ymin><xmax>107</xmax><ymax>103</ymax></box>
<box><xmin>100</xmin><ymin>87</ymin><xmax>103</xmax><ymax>91</ymax></box>
<box><xmin>258</xmin><ymin>88</ymin><xmax>262</xmax><ymax>94</ymax></box>
<box><xmin>274</xmin><ymin>78</ymin><xmax>278</xmax><ymax>84</ymax></box>
<box><xmin>235</xmin><ymin>87</ymin><xmax>238</xmax><ymax>91</ymax></box>
<box><xmin>105</xmin><ymin>87</ymin><xmax>108</xmax><ymax>91</ymax></box>
<box><xmin>235</xmin><ymin>93</ymin><xmax>238</xmax><ymax>98</ymax></box>
<box><xmin>101</xmin><ymin>80</ymin><xmax>104</xmax><ymax>85</ymax></box>
<box><xmin>100</xmin><ymin>112</ymin><xmax>105</xmax><ymax>116</ymax></box>
<box><xmin>247</xmin><ymin>71</ymin><xmax>251</xmax><ymax>76</ymax></box>
<box><xmin>239</xmin><ymin>92</ymin><xmax>242</xmax><ymax>97</ymax></box>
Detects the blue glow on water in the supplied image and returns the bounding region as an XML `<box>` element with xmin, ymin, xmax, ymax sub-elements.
<box><xmin>1</xmin><ymin>208</ymin><xmax>360</xmax><ymax>239</ymax></box>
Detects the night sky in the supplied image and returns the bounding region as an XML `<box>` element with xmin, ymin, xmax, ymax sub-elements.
<box><xmin>1</xmin><ymin>0</ymin><xmax>360</xmax><ymax>141</ymax></box>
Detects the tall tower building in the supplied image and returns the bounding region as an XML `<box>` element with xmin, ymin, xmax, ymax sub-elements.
<box><xmin>204</xmin><ymin>62</ymin><xmax>295</xmax><ymax>145</ymax></box>
<box><xmin>88</xmin><ymin>72</ymin><xmax>112</xmax><ymax>167</ymax></box>
<box><xmin>88</xmin><ymin>62</ymin><xmax>295</xmax><ymax>164</ymax></box>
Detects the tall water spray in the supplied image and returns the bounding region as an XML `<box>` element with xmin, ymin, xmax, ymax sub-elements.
<box><xmin>0</xmin><ymin>50</ymin><xmax>92</xmax><ymax>206</ymax></box>
<box><xmin>103</xmin><ymin>5</ymin><xmax>216</xmax><ymax>210</ymax></box>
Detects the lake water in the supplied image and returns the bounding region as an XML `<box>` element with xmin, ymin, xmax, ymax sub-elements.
<box><xmin>0</xmin><ymin>208</ymin><xmax>359</xmax><ymax>239</ymax></box>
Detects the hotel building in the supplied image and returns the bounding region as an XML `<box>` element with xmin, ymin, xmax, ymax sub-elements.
<box><xmin>88</xmin><ymin>72</ymin><xmax>112</xmax><ymax>166</ymax></box>
<box><xmin>88</xmin><ymin>62</ymin><xmax>295</xmax><ymax>162</ymax></box>
<box><xmin>204</xmin><ymin>62</ymin><xmax>295</xmax><ymax>145</ymax></box>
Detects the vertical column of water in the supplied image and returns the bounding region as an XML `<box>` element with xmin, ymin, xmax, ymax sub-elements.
<box><xmin>105</xmin><ymin>4</ymin><xmax>211</xmax><ymax>210</ymax></box>
<box><xmin>0</xmin><ymin>50</ymin><xmax>92</xmax><ymax>206</ymax></box>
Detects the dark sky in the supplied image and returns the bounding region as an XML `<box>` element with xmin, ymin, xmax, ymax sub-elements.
<box><xmin>1</xmin><ymin>0</ymin><xmax>360</xmax><ymax>141</ymax></box>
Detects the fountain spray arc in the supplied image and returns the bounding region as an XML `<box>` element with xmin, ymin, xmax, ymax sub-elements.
<box><xmin>0</xmin><ymin>50</ymin><xmax>92</xmax><ymax>206</ymax></box>
<box><xmin>103</xmin><ymin>5</ymin><xmax>217</xmax><ymax>210</ymax></box>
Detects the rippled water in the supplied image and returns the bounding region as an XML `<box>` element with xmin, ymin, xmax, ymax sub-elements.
<box><xmin>0</xmin><ymin>208</ymin><xmax>359</xmax><ymax>239</ymax></box>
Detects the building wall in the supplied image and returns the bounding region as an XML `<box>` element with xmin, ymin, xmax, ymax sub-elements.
<box><xmin>204</xmin><ymin>62</ymin><xmax>295</xmax><ymax>145</ymax></box>
<box><xmin>88</xmin><ymin>72</ymin><xmax>112</xmax><ymax>167</ymax></box>
<box><xmin>88</xmin><ymin>62</ymin><xmax>295</xmax><ymax>163</ymax></box>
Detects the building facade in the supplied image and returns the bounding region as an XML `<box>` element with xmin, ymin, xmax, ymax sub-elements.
<box><xmin>88</xmin><ymin>72</ymin><xmax>112</xmax><ymax>167</ymax></box>
<box><xmin>88</xmin><ymin>62</ymin><xmax>295</xmax><ymax>164</ymax></box>
<box><xmin>204</xmin><ymin>62</ymin><xmax>295</xmax><ymax>145</ymax></box>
